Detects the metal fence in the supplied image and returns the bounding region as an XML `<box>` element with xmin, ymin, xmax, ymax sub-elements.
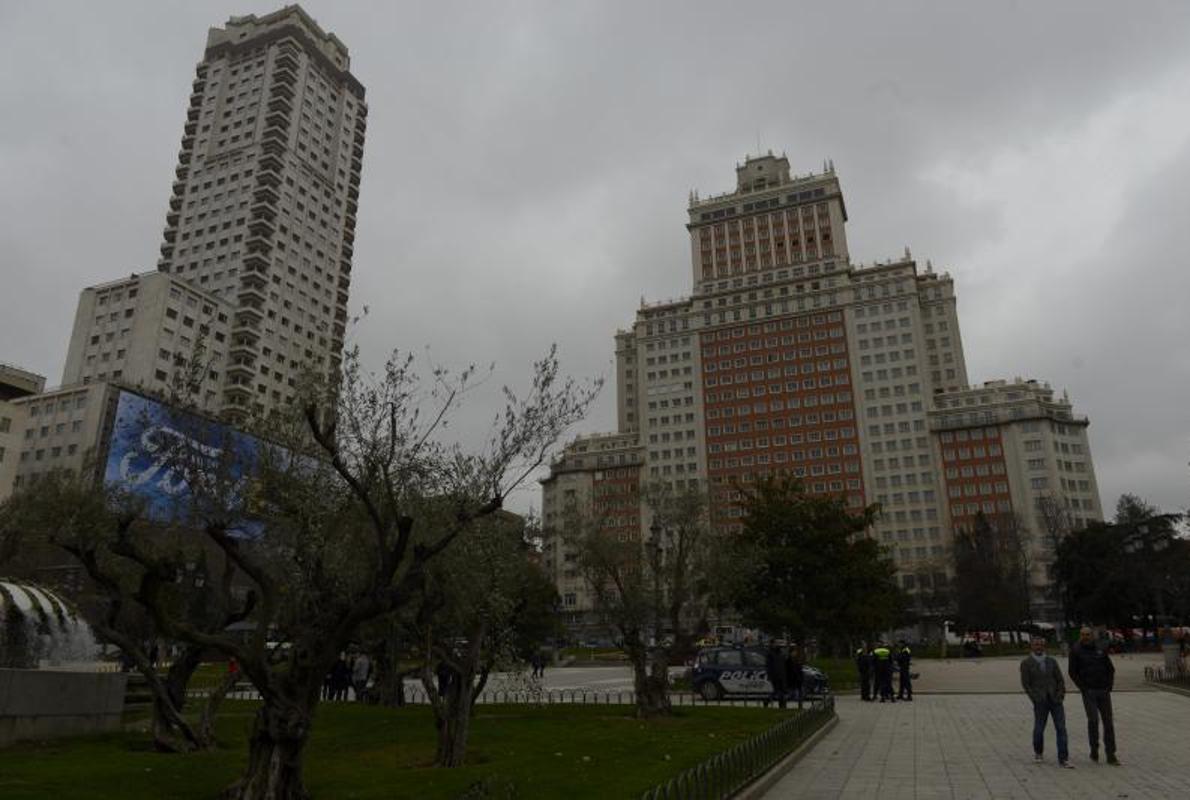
<box><xmin>1144</xmin><ymin>665</ymin><xmax>1190</xmax><ymax>690</ymax></box>
<box><xmin>188</xmin><ymin>683</ymin><xmax>833</xmax><ymax>709</ymax></box>
<box><xmin>638</xmin><ymin>695</ymin><xmax>836</xmax><ymax>800</ymax></box>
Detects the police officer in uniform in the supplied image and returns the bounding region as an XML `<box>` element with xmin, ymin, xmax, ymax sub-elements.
<box><xmin>896</xmin><ymin>641</ymin><xmax>913</xmax><ymax>701</ymax></box>
<box><xmin>872</xmin><ymin>641</ymin><xmax>895</xmax><ymax>702</ymax></box>
<box><xmin>855</xmin><ymin>643</ymin><xmax>874</xmax><ymax>701</ymax></box>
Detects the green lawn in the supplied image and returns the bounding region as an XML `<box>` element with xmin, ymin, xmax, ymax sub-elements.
<box><xmin>0</xmin><ymin>701</ymin><xmax>790</xmax><ymax>799</ymax></box>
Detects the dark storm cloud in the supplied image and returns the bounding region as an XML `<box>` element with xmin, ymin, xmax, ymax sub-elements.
<box><xmin>3</xmin><ymin>1</ymin><xmax>1189</xmax><ymax>514</ymax></box>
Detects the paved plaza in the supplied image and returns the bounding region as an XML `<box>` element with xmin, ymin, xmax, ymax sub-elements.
<box><xmin>764</xmin><ymin>655</ymin><xmax>1190</xmax><ymax>799</ymax></box>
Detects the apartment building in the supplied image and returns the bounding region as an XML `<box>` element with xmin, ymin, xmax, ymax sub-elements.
<box><xmin>540</xmin><ymin>432</ymin><xmax>644</xmax><ymax>632</ymax></box>
<box><xmin>930</xmin><ymin>378</ymin><xmax>1102</xmax><ymax>616</ymax></box>
<box><xmin>543</xmin><ymin>151</ymin><xmax>1103</xmax><ymax>625</ymax></box>
<box><xmin>157</xmin><ymin>5</ymin><xmax>365</xmax><ymax>417</ymax></box>
<box><xmin>61</xmin><ymin>272</ymin><xmax>233</xmax><ymax>412</ymax></box>
<box><xmin>0</xmin><ymin>364</ymin><xmax>46</xmax><ymax>501</ymax></box>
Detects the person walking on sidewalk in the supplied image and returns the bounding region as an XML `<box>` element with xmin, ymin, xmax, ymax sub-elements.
<box><xmin>1020</xmin><ymin>635</ymin><xmax>1073</xmax><ymax>768</ymax></box>
<box><xmin>1069</xmin><ymin>626</ymin><xmax>1119</xmax><ymax>765</ymax></box>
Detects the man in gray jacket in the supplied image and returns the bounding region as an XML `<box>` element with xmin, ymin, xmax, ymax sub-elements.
<box><xmin>1020</xmin><ymin>635</ymin><xmax>1073</xmax><ymax>768</ymax></box>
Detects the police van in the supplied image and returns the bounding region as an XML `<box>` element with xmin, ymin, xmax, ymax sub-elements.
<box><xmin>690</xmin><ymin>646</ymin><xmax>829</xmax><ymax>701</ymax></box>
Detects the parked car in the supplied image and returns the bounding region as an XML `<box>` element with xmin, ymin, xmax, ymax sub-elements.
<box><xmin>690</xmin><ymin>646</ymin><xmax>829</xmax><ymax>701</ymax></box>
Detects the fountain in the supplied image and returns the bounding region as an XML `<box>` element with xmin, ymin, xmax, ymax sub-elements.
<box><xmin>0</xmin><ymin>580</ymin><xmax>99</xmax><ymax>669</ymax></box>
<box><xmin>0</xmin><ymin>580</ymin><xmax>126</xmax><ymax>747</ymax></box>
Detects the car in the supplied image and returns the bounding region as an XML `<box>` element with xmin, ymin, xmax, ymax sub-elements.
<box><xmin>690</xmin><ymin>646</ymin><xmax>830</xmax><ymax>701</ymax></box>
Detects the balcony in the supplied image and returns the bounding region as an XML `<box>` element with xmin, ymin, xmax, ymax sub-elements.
<box><xmin>272</xmin><ymin>66</ymin><xmax>298</xmax><ymax>86</ymax></box>
<box><xmin>242</xmin><ymin>251</ymin><xmax>270</xmax><ymax>273</ymax></box>
<box><xmin>229</xmin><ymin>334</ymin><xmax>260</xmax><ymax>357</ymax></box>
<box><xmin>247</xmin><ymin>216</ymin><xmax>275</xmax><ymax>238</ymax></box>
<box><xmin>178</xmin><ymin>149</ymin><xmax>191</xmax><ymax>165</ymax></box>
<box><xmin>244</xmin><ymin>236</ymin><xmax>272</xmax><ymax>255</ymax></box>
<box><xmin>265</xmin><ymin>109</ymin><xmax>289</xmax><ymax>130</ymax></box>
<box><xmin>163</xmin><ymin>227</ymin><xmax>177</xmax><ymax>243</ymax></box>
<box><xmin>192</xmin><ymin>77</ymin><xmax>206</xmax><ymax>93</ymax></box>
<box><xmin>352</xmin><ymin>140</ymin><xmax>363</xmax><ymax>159</ymax></box>
<box><xmin>342</xmin><ymin>226</ymin><xmax>354</xmax><ymax>245</ymax></box>
<box><xmin>168</xmin><ymin>195</ymin><xmax>182</xmax><ymax>211</ymax></box>
<box><xmin>261</xmin><ymin>132</ymin><xmax>286</xmax><ymax>155</ymax></box>
<box><xmin>348</xmin><ymin>171</ymin><xmax>360</xmax><ymax>188</ymax></box>
<box><xmin>275</xmin><ymin>51</ymin><xmax>299</xmax><ymax>72</ymax></box>
<box><xmin>347</xmin><ymin>184</ymin><xmax>359</xmax><ymax>202</ymax></box>
<box><xmin>175</xmin><ymin>165</ymin><xmax>189</xmax><ymax>181</ymax></box>
<box><xmin>258</xmin><ymin>153</ymin><xmax>283</xmax><ymax>173</ymax></box>
<box><xmin>340</xmin><ymin>240</ymin><xmax>354</xmax><ymax>258</ymax></box>
<box><xmin>340</xmin><ymin>256</ymin><xmax>352</xmax><ymax>274</ymax></box>
<box><xmin>249</xmin><ymin>201</ymin><xmax>276</xmax><ymax>222</ymax></box>
<box><xmin>187</xmin><ymin>106</ymin><xmax>200</xmax><ymax>122</ymax></box>
<box><xmin>337</xmin><ymin>275</ymin><xmax>350</xmax><ymax>291</ymax></box>
<box><xmin>256</xmin><ymin>165</ymin><xmax>281</xmax><ymax>188</ymax></box>
<box><xmin>337</xmin><ymin>289</ymin><xmax>349</xmax><ymax>307</ymax></box>
<box><xmin>236</xmin><ymin>305</ymin><xmax>264</xmax><ymax>326</ymax></box>
<box><xmin>166</xmin><ymin>210</ymin><xmax>179</xmax><ymax>226</ymax></box>
<box><xmin>354</xmin><ymin>116</ymin><xmax>366</xmax><ymax>134</ymax></box>
<box><xmin>227</xmin><ymin>359</ymin><xmax>256</xmax><ymax>380</ymax></box>
<box><xmin>184</xmin><ymin>119</ymin><xmax>197</xmax><ymax>136</ymax></box>
<box><xmin>267</xmin><ymin>93</ymin><xmax>293</xmax><ymax>115</ymax></box>
<box><xmin>160</xmin><ymin>242</ymin><xmax>174</xmax><ymax>257</ymax></box>
<box><xmin>253</xmin><ymin>184</ymin><xmax>280</xmax><ymax>204</ymax></box>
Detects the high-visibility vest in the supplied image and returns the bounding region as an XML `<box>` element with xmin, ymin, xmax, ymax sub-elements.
<box><xmin>873</xmin><ymin>646</ymin><xmax>891</xmax><ymax>660</ymax></box>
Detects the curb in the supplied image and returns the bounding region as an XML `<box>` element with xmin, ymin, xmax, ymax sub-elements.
<box><xmin>735</xmin><ymin>713</ymin><xmax>839</xmax><ymax>800</ymax></box>
<box><xmin>1147</xmin><ymin>682</ymin><xmax>1190</xmax><ymax>700</ymax></box>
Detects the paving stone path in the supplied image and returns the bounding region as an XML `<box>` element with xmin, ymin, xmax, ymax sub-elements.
<box><xmin>764</xmin><ymin>655</ymin><xmax>1190</xmax><ymax>799</ymax></box>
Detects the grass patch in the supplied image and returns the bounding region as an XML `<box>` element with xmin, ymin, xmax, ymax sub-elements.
<box><xmin>0</xmin><ymin>700</ymin><xmax>788</xmax><ymax>799</ymax></box>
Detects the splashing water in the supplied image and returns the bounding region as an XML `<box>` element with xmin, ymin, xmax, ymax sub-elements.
<box><xmin>0</xmin><ymin>580</ymin><xmax>100</xmax><ymax>670</ymax></box>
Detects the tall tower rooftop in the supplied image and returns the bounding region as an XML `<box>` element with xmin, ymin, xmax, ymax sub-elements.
<box><xmin>735</xmin><ymin>152</ymin><xmax>792</xmax><ymax>192</ymax></box>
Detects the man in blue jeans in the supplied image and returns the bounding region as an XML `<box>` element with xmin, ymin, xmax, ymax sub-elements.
<box><xmin>1020</xmin><ymin>635</ymin><xmax>1073</xmax><ymax>768</ymax></box>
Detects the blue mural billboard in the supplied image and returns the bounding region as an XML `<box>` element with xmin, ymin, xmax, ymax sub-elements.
<box><xmin>102</xmin><ymin>391</ymin><xmax>274</xmax><ymax>538</ymax></box>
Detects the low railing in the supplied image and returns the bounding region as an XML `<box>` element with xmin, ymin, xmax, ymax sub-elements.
<box><xmin>639</xmin><ymin>695</ymin><xmax>836</xmax><ymax>800</ymax></box>
<box><xmin>1145</xmin><ymin>665</ymin><xmax>1190</xmax><ymax>690</ymax></box>
<box><xmin>187</xmin><ymin>683</ymin><xmax>832</xmax><ymax>709</ymax></box>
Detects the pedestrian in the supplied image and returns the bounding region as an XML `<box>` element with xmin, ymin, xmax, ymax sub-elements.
<box><xmin>1020</xmin><ymin>634</ymin><xmax>1073</xmax><ymax>768</ymax></box>
<box><xmin>855</xmin><ymin>643</ymin><xmax>873</xmax><ymax>701</ymax></box>
<box><xmin>352</xmin><ymin>652</ymin><xmax>371</xmax><ymax>703</ymax></box>
<box><xmin>872</xmin><ymin>641</ymin><xmax>895</xmax><ymax>702</ymax></box>
<box><xmin>765</xmin><ymin>642</ymin><xmax>788</xmax><ymax>709</ymax></box>
<box><xmin>330</xmin><ymin>653</ymin><xmax>351</xmax><ymax>701</ymax></box>
<box><xmin>786</xmin><ymin>648</ymin><xmax>804</xmax><ymax>708</ymax></box>
<box><xmin>896</xmin><ymin>641</ymin><xmax>913</xmax><ymax>701</ymax></box>
<box><xmin>1069</xmin><ymin>626</ymin><xmax>1119</xmax><ymax>765</ymax></box>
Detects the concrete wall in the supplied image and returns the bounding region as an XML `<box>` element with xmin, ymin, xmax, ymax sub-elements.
<box><xmin>0</xmin><ymin>669</ymin><xmax>127</xmax><ymax>747</ymax></box>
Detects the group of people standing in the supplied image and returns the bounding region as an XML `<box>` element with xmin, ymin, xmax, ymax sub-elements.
<box><xmin>324</xmin><ymin>651</ymin><xmax>371</xmax><ymax>702</ymax></box>
<box><xmin>855</xmin><ymin>641</ymin><xmax>913</xmax><ymax>702</ymax></box>
<box><xmin>1020</xmin><ymin>627</ymin><xmax>1119</xmax><ymax>768</ymax></box>
<box><xmin>765</xmin><ymin>642</ymin><xmax>805</xmax><ymax>709</ymax></box>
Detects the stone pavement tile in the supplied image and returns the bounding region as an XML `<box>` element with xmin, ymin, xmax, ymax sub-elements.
<box><xmin>761</xmin><ymin>692</ymin><xmax>1190</xmax><ymax>799</ymax></box>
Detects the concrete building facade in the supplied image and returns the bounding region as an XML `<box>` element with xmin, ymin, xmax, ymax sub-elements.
<box><xmin>61</xmin><ymin>272</ymin><xmax>233</xmax><ymax>412</ymax></box>
<box><xmin>157</xmin><ymin>5</ymin><xmax>365</xmax><ymax>417</ymax></box>
<box><xmin>0</xmin><ymin>365</ymin><xmax>47</xmax><ymax>501</ymax></box>
<box><xmin>542</xmin><ymin>152</ymin><xmax>1103</xmax><ymax>630</ymax></box>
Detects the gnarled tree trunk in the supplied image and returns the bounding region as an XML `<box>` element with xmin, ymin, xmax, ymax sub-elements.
<box><xmin>627</xmin><ymin>638</ymin><xmax>671</xmax><ymax>718</ymax></box>
<box><xmin>222</xmin><ymin>693</ymin><xmax>314</xmax><ymax>800</ymax></box>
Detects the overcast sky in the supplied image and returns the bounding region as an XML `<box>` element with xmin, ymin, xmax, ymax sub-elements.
<box><xmin>2</xmin><ymin>1</ymin><xmax>1189</xmax><ymax>517</ymax></box>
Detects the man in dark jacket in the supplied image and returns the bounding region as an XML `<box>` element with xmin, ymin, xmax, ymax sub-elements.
<box><xmin>855</xmin><ymin>643</ymin><xmax>873</xmax><ymax>701</ymax></box>
<box><xmin>1069</xmin><ymin>626</ymin><xmax>1119</xmax><ymax>765</ymax></box>
<box><xmin>1020</xmin><ymin>635</ymin><xmax>1072</xmax><ymax>767</ymax></box>
<box><xmin>896</xmin><ymin>641</ymin><xmax>913</xmax><ymax>701</ymax></box>
<box><xmin>766</xmin><ymin>642</ymin><xmax>788</xmax><ymax>709</ymax></box>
